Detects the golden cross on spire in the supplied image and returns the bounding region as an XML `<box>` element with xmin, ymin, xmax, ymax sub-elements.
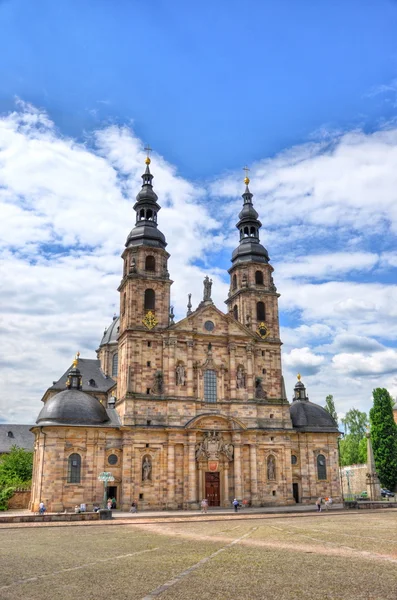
<box><xmin>144</xmin><ymin>144</ymin><xmax>152</xmax><ymax>165</ymax></box>
<box><xmin>243</xmin><ymin>165</ymin><xmax>250</xmax><ymax>185</ymax></box>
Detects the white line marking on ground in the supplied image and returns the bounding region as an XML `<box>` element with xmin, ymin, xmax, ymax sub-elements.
<box><xmin>141</xmin><ymin>527</ymin><xmax>257</xmax><ymax>600</ymax></box>
<box><xmin>0</xmin><ymin>547</ymin><xmax>159</xmax><ymax>591</ymax></box>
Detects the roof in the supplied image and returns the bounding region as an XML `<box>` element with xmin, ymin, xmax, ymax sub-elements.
<box><xmin>99</xmin><ymin>316</ymin><xmax>119</xmax><ymax>347</ymax></box>
<box><xmin>290</xmin><ymin>400</ymin><xmax>339</xmax><ymax>432</ymax></box>
<box><xmin>0</xmin><ymin>425</ymin><xmax>35</xmax><ymax>453</ymax></box>
<box><xmin>48</xmin><ymin>359</ymin><xmax>115</xmax><ymax>394</ymax></box>
<box><xmin>36</xmin><ymin>390</ymin><xmax>120</xmax><ymax>427</ymax></box>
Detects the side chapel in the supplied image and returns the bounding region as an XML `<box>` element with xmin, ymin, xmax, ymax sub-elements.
<box><xmin>30</xmin><ymin>154</ymin><xmax>341</xmax><ymax>511</ymax></box>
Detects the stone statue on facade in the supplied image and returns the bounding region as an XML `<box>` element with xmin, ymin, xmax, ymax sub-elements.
<box><xmin>142</xmin><ymin>456</ymin><xmax>152</xmax><ymax>481</ymax></box>
<box><xmin>129</xmin><ymin>257</ymin><xmax>137</xmax><ymax>273</ymax></box>
<box><xmin>176</xmin><ymin>363</ymin><xmax>186</xmax><ymax>386</ymax></box>
<box><xmin>195</xmin><ymin>431</ymin><xmax>234</xmax><ymax>462</ymax></box>
<box><xmin>203</xmin><ymin>276</ymin><xmax>213</xmax><ymax>302</ymax></box>
<box><xmin>236</xmin><ymin>365</ymin><xmax>246</xmax><ymax>389</ymax></box>
<box><xmin>267</xmin><ymin>455</ymin><xmax>276</xmax><ymax>480</ymax></box>
<box><xmin>152</xmin><ymin>371</ymin><xmax>164</xmax><ymax>395</ymax></box>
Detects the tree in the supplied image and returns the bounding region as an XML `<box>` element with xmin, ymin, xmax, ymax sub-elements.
<box><xmin>339</xmin><ymin>408</ymin><xmax>368</xmax><ymax>467</ymax></box>
<box><xmin>0</xmin><ymin>446</ymin><xmax>33</xmax><ymax>488</ymax></box>
<box><xmin>324</xmin><ymin>394</ymin><xmax>338</xmax><ymax>425</ymax></box>
<box><xmin>370</xmin><ymin>388</ymin><xmax>397</xmax><ymax>490</ymax></box>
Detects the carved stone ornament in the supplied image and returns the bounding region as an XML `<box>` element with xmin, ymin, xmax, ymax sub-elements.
<box><xmin>142</xmin><ymin>311</ymin><xmax>158</xmax><ymax>330</ymax></box>
<box><xmin>236</xmin><ymin>365</ymin><xmax>246</xmax><ymax>389</ymax></box>
<box><xmin>175</xmin><ymin>362</ymin><xmax>186</xmax><ymax>386</ymax></box>
<box><xmin>195</xmin><ymin>431</ymin><xmax>234</xmax><ymax>462</ymax></box>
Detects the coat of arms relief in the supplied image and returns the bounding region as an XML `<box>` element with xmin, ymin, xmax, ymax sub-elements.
<box><xmin>195</xmin><ymin>431</ymin><xmax>234</xmax><ymax>468</ymax></box>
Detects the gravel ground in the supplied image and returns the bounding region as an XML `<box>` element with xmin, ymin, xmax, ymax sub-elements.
<box><xmin>1</xmin><ymin>511</ymin><xmax>396</xmax><ymax>600</ymax></box>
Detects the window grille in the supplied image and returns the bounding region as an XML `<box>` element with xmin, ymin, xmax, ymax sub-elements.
<box><xmin>317</xmin><ymin>454</ymin><xmax>327</xmax><ymax>480</ymax></box>
<box><xmin>204</xmin><ymin>370</ymin><xmax>217</xmax><ymax>403</ymax></box>
<box><xmin>67</xmin><ymin>453</ymin><xmax>81</xmax><ymax>484</ymax></box>
<box><xmin>112</xmin><ymin>353</ymin><xmax>118</xmax><ymax>376</ymax></box>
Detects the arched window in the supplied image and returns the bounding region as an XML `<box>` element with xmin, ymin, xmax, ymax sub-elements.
<box><xmin>112</xmin><ymin>353</ymin><xmax>118</xmax><ymax>377</ymax></box>
<box><xmin>204</xmin><ymin>370</ymin><xmax>217</xmax><ymax>403</ymax></box>
<box><xmin>256</xmin><ymin>301</ymin><xmax>265</xmax><ymax>321</ymax></box>
<box><xmin>317</xmin><ymin>454</ymin><xmax>327</xmax><ymax>480</ymax></box>
<box><xmin>146</xmin><ymin>209</ymin><xmax>153</xmax><ymax>220</ymax></box>
<box><xmin>250</xmin><ymin>226</ymin><xmax>256</xmax><ymax>236</ymax></box>
<box><xmin>255</xmin><ymin>270</ymin><xmax>264</xmax><ymax>285</ymax></box>
<box><xmin>139</xmin><ymin>208</ymin><xmax>145</xmax><ymax>220</ymax></box>
<box><xmin>144</xmin><ymin>289</ymin><xmax>155</xmax><ymax>311</ymax></box>
<box><xmin>233</xmin><ymin>305</ymin><xmax>238</xmax><ymax>320</ymax></box>
<box><xmin>145</xmin><ymin>256</ymin><xmax>156</xmax><ymax>271</ymax></box>
<box><xmin>243</xmin><ymin>226</ymin><xmax>249</xmax><ymax>236</ymax></box>
<box><xmin>232</xmin><ymin>274</ymin><xmax>237</xmax><ymax>290</ymax></box>
<box><xmin>67</xmin><ymin>453</ymin><xmax>81</xmax><ymax>484</ymax></box>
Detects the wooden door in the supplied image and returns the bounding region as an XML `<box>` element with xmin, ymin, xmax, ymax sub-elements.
<box><xmin>205</xmin><ymin>472</ymin><xmax>220</xmax><ymax>506</ymax></box>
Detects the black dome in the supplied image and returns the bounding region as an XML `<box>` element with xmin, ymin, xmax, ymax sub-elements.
<box><xmin>36</xmin><ymin>389</ymin><xmax>110</xmax><ymax>426</ymax></box>
<box><xmin>290</xmin><ymin>400</ymin><xmax>339</xmax><ymax>432</ymax></box>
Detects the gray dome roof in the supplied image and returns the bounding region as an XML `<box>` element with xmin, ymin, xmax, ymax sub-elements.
<box><xmin>290</xmin><ymin>400</ymin><xmax>339</xmax><ymax>432</ymax></box>
<box><xmin>100</xmin><ymin>316</ymin><xmax>119</xmax><ymax>346</ymax></box>
<box><xmin>36</xmin><ymin>389</ymin><xmax>110</xmax><ymax>426</ymax></box>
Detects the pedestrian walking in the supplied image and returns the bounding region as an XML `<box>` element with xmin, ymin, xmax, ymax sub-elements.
<box><xmin>39</xmin><ymin>501</ymin><xmax>46</xmax><ymax>515</ymax></box>
<box><xmin>201</xmin><ymin>498</ymin><xmax>209</xmax><ymax>513</ymax></box>
<box><xmin>107</xmin><ymin>499</ymin><xmax>112</xmax><ymax>510</ymax></box>
<box><xmin>316</xmin><ymin>497</ymin><xmax>322</xmax><ymax>512</ymax></box>
<box><xmin>130</xmin><ymin>501</ymin><xmax>137</xmax><ymax>513</ymax></box>
<box><xmin>325</xmin><ymin>496</ymin><xmax>333</xmax><ymax>510</ymax></box>
<box><xmin>233</xmin><ymin>498</ymin><xmax>239</xmax><ymax>513</ymax></box>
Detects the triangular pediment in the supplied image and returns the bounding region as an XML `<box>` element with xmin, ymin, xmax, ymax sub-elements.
<box><xmin>169</xmin><ymin>303</ymin><xmax>257</xmax><ymax>339</ymax></box>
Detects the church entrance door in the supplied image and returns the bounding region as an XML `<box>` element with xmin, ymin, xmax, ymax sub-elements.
<box><xmin>292</xmin><ymin>483</ymin><xmax>300</xmax><ymax>503</ymax></box>
<box><xmin>205</xmin><ymin>472</ymin><xmax>220</xmax><ymax>506</ymax></box>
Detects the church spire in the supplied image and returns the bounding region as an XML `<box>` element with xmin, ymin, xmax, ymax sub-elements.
<box><xmin>125</xmin><ymin>147</ymin><xmax>167</xmax><ymax>249</ymax></box>
<box><xmin>230</xmin><ymin>168</ymin><xmax>269</xmax><ymax>266</ymax></box>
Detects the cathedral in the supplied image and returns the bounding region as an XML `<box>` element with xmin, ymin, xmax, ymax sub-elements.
<box><xmin>30</xmin><ymin>154</ymin><xmax>341</xmax><ymax>512</ymax></box>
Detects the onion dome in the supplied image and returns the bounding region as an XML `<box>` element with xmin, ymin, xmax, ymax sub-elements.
<box><xmin>230</xmin><ymin>169</ymin><xmax>269</xmax><ymax>266</ymax></box>
<box><xmin>36</xmin><ymin>355</ymin><xmax>110</xmax><ymax>426</ymax></box>
<box><xmin>99</xmin><ymin>314</ymin><xmax>119</xmax><ymax>347</ymax></box>
<box><xmin>289</xmin><ymin>374</ymin><xmax>339</xmax><ymax>432</ymax></box>
<box><xmin>125</xmin><ymin>149</ymin><xmax>167</xmax><ymax>249</ymax></box>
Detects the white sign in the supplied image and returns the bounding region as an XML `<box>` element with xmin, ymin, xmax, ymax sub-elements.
<box><xmin>98</xmin><ymin>471</ymin><xmax>115</xmax><ymax>482</ymax></box>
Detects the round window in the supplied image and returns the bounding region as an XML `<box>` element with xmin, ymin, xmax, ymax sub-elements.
<box><xmin>108</xmin><ymin>454</ymin><xmax>118</xmax><ymax>465</ymax></box>
<box><xmin>291</xmin><ymin>455</ymin><xmax>298</xmax><ymax>465</ymax></box>
<box><xmin>204</xmin><ymin>320</ymin><xmax>215</xmax><ymax>332</ymax></box>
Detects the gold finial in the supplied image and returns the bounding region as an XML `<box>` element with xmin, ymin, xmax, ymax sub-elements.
<box><xmin>144</xmin><ymin>144</ymin><xmax>152</xmax><ymax>165</ymax></box>
<box><xmin>243</xmin><ymin>165</ymin><xmax>250</xmax><ymax>185</ymax></box>
<box><xmin>297</xmin><ymin>373</ymin><xmax>301</xmax><ymax>381</ymax></box>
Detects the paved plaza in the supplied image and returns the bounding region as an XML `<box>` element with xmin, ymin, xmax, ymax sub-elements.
<box><xmin>1</xmin><ymin>510</ymin><xmax>396</xmax><ymax>599</ymax></box>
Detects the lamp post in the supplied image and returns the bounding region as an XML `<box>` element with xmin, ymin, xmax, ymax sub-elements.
<box><xmin>98</xmin><ymin>472</ymin><xmax>115</xmax><ymax>508</ymax></box>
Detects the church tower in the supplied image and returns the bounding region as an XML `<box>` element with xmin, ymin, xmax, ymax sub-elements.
<box><xmin>225</xmin><ymin>170</ymin><xmax>280</xmax><ymax>340</ymax></box>
<box><xmin>117</xmin><ymin>150</ymin><xmax>172</xmax><ymax>402</ymax></box>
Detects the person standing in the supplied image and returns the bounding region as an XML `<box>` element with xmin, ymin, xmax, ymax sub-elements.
<box><xmin>201</xmin><ymin>498</ymin><xmax>208</xmax><ymax>514</ymax></box>
<box><xmin>233</xmin><ymin>498</ymin><xmax>239</xmax><ymax>513</ymax></box>
<box><xmin>39</xmin><ymin>501</ymin><xmax>46</xmax><ymax>515</ymax></box>
<box><xmin>130</xmin><ymin>501</ymin><xmax>137</xmax><ymax>513</ymax></box>
<box><xmin>107</xmin><ymin>499</ymin><xmax>112</xmax><ymax>510</ymax></box>
<box><xmin>325</xmin><ymin>496</ymin><xmax>332</xmax><ymax>510</ymax></box>
<box><xmin>316</xmin><ymin>497</ymin><xmax>322</xmax><ymax>512</ymax></box>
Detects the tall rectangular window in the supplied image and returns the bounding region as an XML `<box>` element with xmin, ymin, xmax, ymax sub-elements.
<box><xmin>204</xmin><ymin>370</ymin><xmax>217</xmax><ymax>403</ymax></box>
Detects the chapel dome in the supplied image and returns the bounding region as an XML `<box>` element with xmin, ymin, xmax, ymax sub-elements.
<box><xmin>99</xmin><ymin>315</ymin><xmax>119</xmax><ymax>347</ymax></box>
<box><xmin>36</xmin><ymin>389</ymin><xmax>110</xmax><ymax>426</ymax></box>
<box><xmin>290</xmin><ymin>400</ymin><xmax>338</xmax><ymax>432</ymax></box>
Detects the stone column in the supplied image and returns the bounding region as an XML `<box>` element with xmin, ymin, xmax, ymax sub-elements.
<box><xmin>168</xmin><ymin>339</ymin><xmax>176</xmax><ymax>396</ymax></box>
<box><xmin>167</xmin><ymin>441</ymin><xmax>176</xmax><ymax>508</ymax></box>
<box><xmin>223</xmin><ymin>464</ymin><xmax>230</xmax><ymax>507</ymax></box>
<box><xmin>187</xmin><ymin>340</ymin><xmax>194</xmax><ymax>396</ymax></box>
<box><xmin>198</xmin><ymin>463</ymin><xmax>204</xmax><ymax>501</ymax></box>
<box><xmin>233</xmin><ymin>433</ymin><xmax>242</xmax><ymax>499</ymax></box>
<box><xmin>250</xmin><ymin>442</ymin><xmax>259</xmax><ymax>506</ymax></box>
<box><xmin>246</xmin><ymin>344</ymin><xmax>254</xmax><ymax>397</ymax></box>
<box><xmin>188</xmin><ymin>433</ymin><xmax>197</xmax><ymax>506</ymax></box>
<box><xmin>229</xmin><ymin>344</ymin><xmax>236</xmax><ymax>398</ymax></box>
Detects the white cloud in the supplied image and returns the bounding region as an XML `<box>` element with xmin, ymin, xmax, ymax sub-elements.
<box><xmin>283</xmin><ymin>347</ymin><xmax>325</xmax><ymax>376</ymax></box>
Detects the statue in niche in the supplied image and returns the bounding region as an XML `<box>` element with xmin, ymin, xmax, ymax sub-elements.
<box><xmin>129</xmin><ymin>257</ymin><xmax>137</xmax><ymax>273</ymax></box>
<box><xmin>142</xmin><ymin>456</ymin><xmax>152</xmax><ymax>481</ymax></box>
<box><xmin>267</xmin><ymin>455</ymin><xmax>276</xmax><ymax>480</ymax></box>
<box><xmin>203</xmin><ymin>276</ymin><xmax>213</xmax><ymax>302</ymax></box>
<box><xmin>176</xmin><ymin>363</ymin><xmax>186</xmax><ymax>386</ymax></box>
<box><xmin>255</xmin><ymin>377</ymin><xmax>267</xmax><ymax>399</ymax></box>
<box><xmin>236</xmin><ymin>365</ymin><xmax>246</xmax><ymax>389</ymax></box>
<box><xmin>152</xmin><ymin>371</ymin><xmax>164</xmax><ymax>395</ymax></box>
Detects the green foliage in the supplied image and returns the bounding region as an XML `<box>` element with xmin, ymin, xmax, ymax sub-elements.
<box><xmin>370</xmin><ymin>388</ymin><xmax>397</xmax><ymax>490</ymax></box>
<box><xmin>339</xmin><ymin>408</ymin><xmax>368</xmax><ymax>466</ymax></box>
<box><xmin>324</xmin><ymin>394</ymin><xmax>338</xmax><ymax>425</ymax></box>
<box><xmin>0</xmin><ymin>487</ymin><xmax>16</xmax><ymax>511</ymax></box>
<box><xmin>0</xmin><ymin>446</ymin><xmax>33</xmax><ymax>488</ymax></box>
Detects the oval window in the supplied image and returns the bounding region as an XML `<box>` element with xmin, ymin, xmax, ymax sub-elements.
<box><xmin>108</xmin><ymin>454</ymin><xmax>118</xmax><ymax>465</ymax></box>
<box><xmin>204</xmin><ymin>320</ymin><xmax>215</xmax><ymax>332</ymax></box>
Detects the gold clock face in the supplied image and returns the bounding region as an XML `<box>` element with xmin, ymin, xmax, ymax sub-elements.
<box><xmin>256</xmin><ymin>322</ymin><xmax>269</xmax><ymax>339</ymax></box>
<box><xmin>142</xmin><ymin>310</ymin><xmax>158</xmax><ymax>330</ymax></box>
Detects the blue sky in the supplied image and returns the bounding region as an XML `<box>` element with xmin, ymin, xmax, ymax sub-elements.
<box><xmin>1</xmin><ymin>0</ymin><xmax>397</xmax><ymax>423</ymax></box>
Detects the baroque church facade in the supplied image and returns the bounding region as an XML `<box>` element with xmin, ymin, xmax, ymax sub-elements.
<box><xmin>30</xmin><ymin>156</ymin><xmax>341</xmax><ymax>512</ymax></box>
